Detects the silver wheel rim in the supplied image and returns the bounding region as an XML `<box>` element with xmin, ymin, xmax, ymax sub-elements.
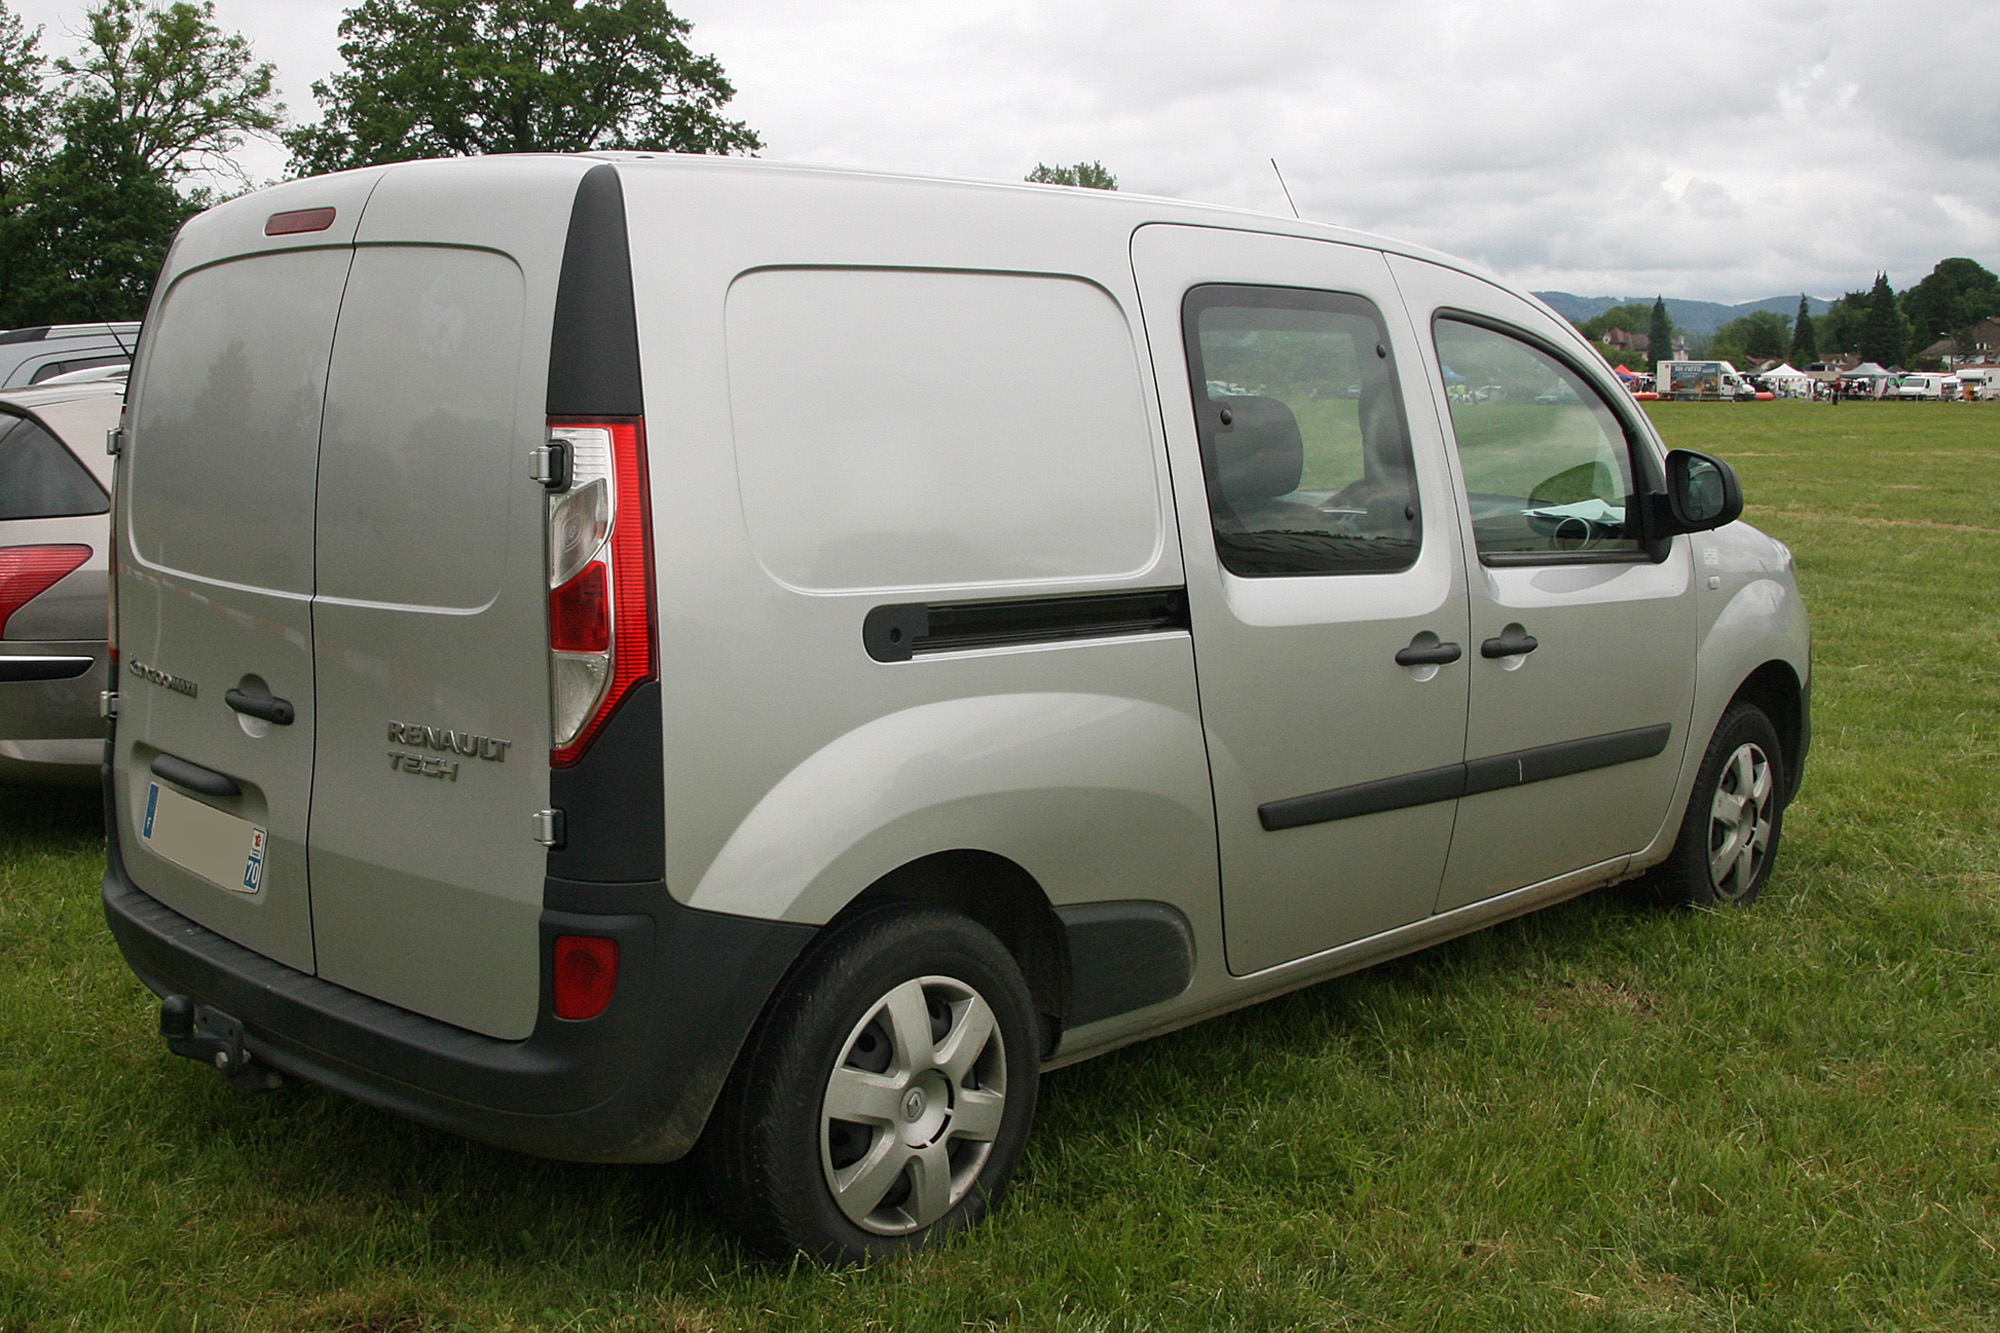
<box><xmin>1708</xmin><ymin>741</ymin><xmax>1775</xmax><ymax>900</ymax></box>
<box><xmin>819</xmin><ymin>975</ymin><xmax>1007</xmax><ymax>1236</ymax></box>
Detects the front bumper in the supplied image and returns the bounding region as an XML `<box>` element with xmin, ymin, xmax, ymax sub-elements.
<box><xmin>102</xmin><ymin>791</ymin><xmax>814</xmax><ymax>1163</ymax></box>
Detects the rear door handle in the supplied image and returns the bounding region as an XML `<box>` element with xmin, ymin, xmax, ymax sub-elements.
<box><xmin>151</xmin><ymin>752</ymin><xmax>241</xmax><ymax>798</ymax></box>
<box><xmin>1480</xmin><ymin>631</ymin><xmax>1539</xmax><ymax>658</ymax></box>
<box><xmin>1394</xmin><ymin>640</ymin><xmax>1463</xmax><ymax>667</ymax></box>
<box><xmin>225</xmin><ymin>688</ymin><xmax>295</xmax><ymax>726</ymax></box>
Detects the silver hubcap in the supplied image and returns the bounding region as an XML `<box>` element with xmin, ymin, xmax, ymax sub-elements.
<box><xmin>1708</xmin><ymin>741</ymin><xmax>1775</xmax><ymax>900</ymax></box>
<box><xmin>820</xmin><ymin>975</ymin><xmax>1007</xmax><ymax>1236</ymax></box>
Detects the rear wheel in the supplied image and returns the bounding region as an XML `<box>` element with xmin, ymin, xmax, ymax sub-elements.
<box><xmin>1651</xmin><ymin>702</ymin><xmax>1786</xmax><ymax>906</ymax></box>
<box><xmin>698</xmin><ymin>905</ymin><xmax>1040</xmax><ymax>1264</ymax></box>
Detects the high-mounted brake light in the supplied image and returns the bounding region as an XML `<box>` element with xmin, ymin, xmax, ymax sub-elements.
<box><xmin>0</xmin><ymin>545</ymin><xmax>91</xmax><ymax>638</ymax></box>
<box><xmin>265</xmin><ymin>207</ymin><xmax>335</xmax><ymax>236</ymax></box>
<box><xmin>545</xmin><ymin>419</ymin><xmax>654</xmax><ymax>767</ymax></box>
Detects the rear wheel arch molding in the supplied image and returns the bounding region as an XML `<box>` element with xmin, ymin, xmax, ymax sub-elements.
<box><xmin>830</xmin><ymin>849</ymin><xmax>1070</xmax><ymax>1057</ymax></box>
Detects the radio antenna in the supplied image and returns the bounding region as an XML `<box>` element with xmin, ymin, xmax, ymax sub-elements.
<box><xmin>1270</xmin><ymin>158</ymin><xmax>1301</xmax><ymax>219</ymax></box>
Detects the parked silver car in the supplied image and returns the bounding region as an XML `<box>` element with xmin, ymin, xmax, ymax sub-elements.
<box><xmin>1</xmin><ymin>380</ymin><xmax>121</xmax><ymax>784</ymax></box>
<box><xmin>0</xmin><ymin>323</ymin><xmax>140</xmax><ymax>388</ymax></box>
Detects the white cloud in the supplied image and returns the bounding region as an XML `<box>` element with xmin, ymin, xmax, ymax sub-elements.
<box><xmin>8</xmin><ymin>0</ymin><xmax>1996</xmax><ymax>302</ymax></box>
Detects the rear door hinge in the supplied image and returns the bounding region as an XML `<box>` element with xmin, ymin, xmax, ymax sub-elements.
<box><xmin>528</xmin><ymin>440</ymin><xmax>569</xmax><ymax>490</ymax></box>
<box><xmin>99</xmin><ymin>690</ymin><xmax>120</xmax><ymax>719</ymax></box>
<box><xmin>105</xmin><ymin>427</ymin><xmax>123</xmax><ymax>457</ymax></box>
<box><xmin>532</xmin><ymin>808</ymin><xmax>566</xmax><ymax>848</ymax></box>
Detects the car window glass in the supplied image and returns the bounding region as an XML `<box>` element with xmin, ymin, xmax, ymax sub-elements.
<box><xmin>1183</xmin><ymin>286</ymin><xmax>1420</xmax><ymax>576</ymax></box>
<box><xmin>29</xmin><ymin>354</ymin><xmax>128</xmax><ymax>384</ymax></box>
<box><xmin>1434</xmin><ymin>318</ymin><xmax>1640</xmax><ymax>561</ymax></box>
<box><xmin>0</xmin><ymin>411</ymin><xmax>108</xmax><ymax>520</ymax></box>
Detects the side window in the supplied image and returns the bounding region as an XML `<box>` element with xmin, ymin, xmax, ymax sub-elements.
<box><xmin>1182</xmin><ymin>286</ymin><xmax>1420</xmax><ymax>577</ymax></box>
<box><xmin>1434</xmin><ymin>317</ymin><xmax>1642</xmax><ymax>561</ymax></box>
<box><xmin>0</xmin><ymin>412</ymin><xmax>108</xmax><ymax>520</ymax></box>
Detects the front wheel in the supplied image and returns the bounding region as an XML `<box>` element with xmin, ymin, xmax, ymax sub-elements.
<box><xmin>1650</xmin><ymin>702</ymin><xmax>1787</xmax><ymax>906</ymax></box>
<box><xmin>697</xmin><ymin>905</ymin><xmax>1041</xmax><ymax>1264</ymax></box>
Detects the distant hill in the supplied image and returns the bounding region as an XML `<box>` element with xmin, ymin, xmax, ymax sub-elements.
<box><xmin>1533</xmin><ymin>292</ymin><xmax>1833</xmax><ymax>336</ymax></box>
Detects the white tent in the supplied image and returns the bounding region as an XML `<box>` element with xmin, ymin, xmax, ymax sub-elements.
<box><xmin>1847</xmin><ymin>362</ymin><xmax>1895</xmax><ymax>379</ymax></box>
<box><xmin>1760</xmin><ymin>363</ymin><xmax>1814</xmax><ymax>397</ymax></box>
<box><xmin>1762</xmin><ymin>363</ymin><xmax>1811</xmax><ymax>380</ymax></box>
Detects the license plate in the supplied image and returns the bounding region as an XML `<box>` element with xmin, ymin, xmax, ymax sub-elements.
<box><xmin>140</xmin><ymin>782</ymin><xmax>268</xmax><ymax>894</ymax></box>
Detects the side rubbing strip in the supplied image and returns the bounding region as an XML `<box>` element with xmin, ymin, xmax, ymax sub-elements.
<box><xmin>1260</xmin><ymin>763</ymin><xmax>1465</xmax><ymax>831</ymax></box>
<box><xmin>1057</xmin><ymin>901</ymin><xmax>1195</xmax><ymax>1027</ymax></box>
<box><xmin>863</xmin><ymin>588</ymin><xmax>1190</xmax><ymax>663</ymax></box>
<box><xmin>547</xmin><ymin>163</ymin><xmax>642</xmax><ymax>417</ymax></box>
<box><xmin>1260</xmin><ymin>724</ymin><xmax>1673</xmax><ymax>832</ymax></box>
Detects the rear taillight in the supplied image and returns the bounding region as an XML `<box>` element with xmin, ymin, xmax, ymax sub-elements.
<box><xmin>552</xmin><ymin>934</ymin><xmax>619</xmax><ymax>1020</ymax></box>
<box><xmin>0</xmin><ymin>545</ymin><xmax>91</xmax><ymax>638</ymax></box>
<box><xmin>545</xmin><ymin>419</ymin><xmax>654</xmax><ymax>767</ymax></box>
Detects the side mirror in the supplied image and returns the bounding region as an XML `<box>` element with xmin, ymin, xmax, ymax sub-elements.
<box><xmin>1653</xmin><ymin>449</ymin><xmax>1743</xmax><ymax>536</ymax></box>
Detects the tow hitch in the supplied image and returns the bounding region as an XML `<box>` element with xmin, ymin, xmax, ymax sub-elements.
<box><xmin>159</xmin><ymin>996</ymin><xmax>283</xmax><ymax>1092</ymax></box>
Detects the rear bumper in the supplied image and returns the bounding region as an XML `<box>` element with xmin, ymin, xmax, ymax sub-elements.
<box><xmin>102</xmin><ymin>800</ymin><xmax>814</xmax><ymax>1163</ymax></box>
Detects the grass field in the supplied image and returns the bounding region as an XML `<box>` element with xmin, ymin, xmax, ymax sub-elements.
<box><xmin>3</xmin><ymin>401</ymin><xmax>1998</xmax><ymax>1331</ymax></box>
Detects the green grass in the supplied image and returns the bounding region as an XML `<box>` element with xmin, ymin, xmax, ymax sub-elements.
<box><xmin>4</xmin><ymin>400</ymin><xmax>1999</xmax><ymax>1330</ymax></box>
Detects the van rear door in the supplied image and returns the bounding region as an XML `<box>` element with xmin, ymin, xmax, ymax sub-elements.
<box><xmin>304</xmin><ymin>158</ymin><xmax>587</xmax><ymax>1040</ymax></box>
<box><xmin>115</xmin><ymin>180</ymin><xmax>380</xmax><ymax>972</ymax></box>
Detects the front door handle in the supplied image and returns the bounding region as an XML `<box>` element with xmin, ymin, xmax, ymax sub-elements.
<box><xmin>1480</xmin><ymin>630</ymin><xmax>1540</xmax><ymax>658</ymax></box>
<box><xmin>1394</xmin><ymin>640</ymin><xmax>1463</xmax><ymax>667</ymax></box>
<box><xmin>225</xmin><ymin>688</ymin><xmax>295</xmax><ymax>726</ymax></box>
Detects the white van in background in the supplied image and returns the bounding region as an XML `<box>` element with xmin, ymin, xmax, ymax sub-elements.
<box><xmin>1894</xmin><ymin>372</ymin><xmax>1962</xmax><ymax>400</ymax></box>
<box><xmin>103</xmin><ymin>156</ymin><xmax>1810</xmax><ymax>1263</ymax></box>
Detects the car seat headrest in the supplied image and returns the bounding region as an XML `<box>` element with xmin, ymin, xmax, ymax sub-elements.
<box><xmin>1207</xmin><ymin>395</ymin><xmax>1304</xmax><ymax>505</ymax></box>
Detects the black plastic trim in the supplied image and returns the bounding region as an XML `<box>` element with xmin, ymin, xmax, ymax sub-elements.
<box><xmin>149</xmin><ymin>752</ymin><xmax>240</xmax><ymax>798</ymax></box>
<box><xmin>1056</xmin><ymin>901</ymin><xmax>1195</xmax><ymax>1027</ymax></box>
<box><xmin>0</xmin><ymin>655</ymin><xmax>93</xmax><ymax>681</ymax></box>
<box><xmin>548</xmin><ymin>678</ymin><xmax>665</xmax><ymax>882</ymax></box>
<box><xmin>1261</xmin><ymin>762</ymin><xmax>1466</xmax><ymax>831</ymax></box>
<box><xmin>0</xmin><ymin>325</ymin><xmax>50</xmax><ymax>345</ymax></box>
<box><xmin>1259</xmin><ymin>724</ymin><xmax>1673</xmax><ymax>832</ymax></box>
<box><xmin>546</xmin><ymin>162</ymin><xmax>642</xmax><ymax>418</ymax></box>
<box><xmin>102</xmin><ymin>816</ymin><xmax>816</xmax><ymax>1163</ymax></box>
<box><xmin>864</xmin><ymin>588</ymin><xmax>1191</xmax><ymax>663</ymax></box>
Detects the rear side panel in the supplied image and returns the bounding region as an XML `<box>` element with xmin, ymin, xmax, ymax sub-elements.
<box><xmin>304</xmin><ymin>158</ymin><xmax>587</xmax><ymax>1039</ymax></box>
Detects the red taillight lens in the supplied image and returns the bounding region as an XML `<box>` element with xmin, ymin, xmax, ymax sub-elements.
<box><xmin>547</xmin><ymin>418</ymin><xmax>655</xmax><ymax>768</ymax></box>
<box><xmin>552</xmin><ymin>934</ymin><xmax>619</xmax><ymax>1020</ymax></box>
<box><xmin>0</xmin><ymin>544</ymin><xmax>91</xmax><ymax>638</ymax></box>
<box><xmin>549</xmin><ymin>561</ymin><xmax>610</xmax><ymax>653</ymax></box>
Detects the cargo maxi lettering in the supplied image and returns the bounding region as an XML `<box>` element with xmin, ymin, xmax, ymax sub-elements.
<box><xmin>128</xmin><ymin>659</ymin><xmax>198</xmax><ymax>697</ymax></box>
<box><xmin>386</xmin><ymin>721</ymin><xmax>514</xmax><ymax>781</ymax></box>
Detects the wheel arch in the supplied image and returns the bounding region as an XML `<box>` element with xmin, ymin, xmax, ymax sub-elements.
<box><xmin>1729</xmin><ymin>658</ymin><xmax>1807</xmax><ymax>801</ymax></box>
<box><xmin>832</xmin><ymin>849</ymin><xmax>1071</xmax><ymax>1056</ymax></box>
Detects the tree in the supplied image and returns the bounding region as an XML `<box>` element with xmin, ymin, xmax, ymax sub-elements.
<box><xmin>1709</xmin><ymin>310</ymin><xmax>1789</xmax><ymax>367</ymax></box>
<box><xmin>1818</xmin><ymin>289</ymin><xmax>1867</xmax><ymax>356</ymax></box>
<box><xmin>286</xmin><ymin>0</ymin><xmax>759</xmax><ymax>175</ymax></box>
<box><xmin>1790</xmin><ymin>294</ymin><xmax>1816</xmax><ymax>362</ymax></box>
<box><xmin>0</xmin><ymin>102</ymin><xmax>194</xmax><ymax>324</ymax></box>
<box><xmin>1647</xmin><ymin>296</ymin><xmax>1673</xmax><ymax>364</ymax></box>
<box><xmin>1859</xmin><ymin>272</ymin><xmax>1911</xmax><ymax>367</ymax></box>
<box><xmin>0</xmin><ymin>0</ymin><xmax>272</xmax><ymax>326</ymax></box>
<box><xmin>1026</xmin><ymin>161</ymin><xmax>1117</xmax><ymax>190</ymax></box>
<box><xmin>0</xmin><ymin>2</ymin><xmax>49</xmax><ymax>198</ymax></box>
<box><xmin>1901</xmin><ymin>257</ymin><xmax>2000</xmax><ymax>350</ymax></box>
<box><xmin>52</xmin><ymin>0</ymin><xmax>281</xmax><ymax>187</ymax></box>
<box><xmin>1575</xmin><ymin>301</ymin><xmax>1653</xmax><ymax>343</ymax></box>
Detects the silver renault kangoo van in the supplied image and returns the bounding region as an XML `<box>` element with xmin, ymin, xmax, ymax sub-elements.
<box><xmin>105</xmin><ymin>155</ymin><xmax>1809</xmax><ymax>1263</ymax></box>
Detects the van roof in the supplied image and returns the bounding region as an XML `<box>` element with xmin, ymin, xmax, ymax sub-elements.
<box><xmin>574</xmin><ymin>150</ymin><xmax>1489</xmax><ymax>281</ymax></box>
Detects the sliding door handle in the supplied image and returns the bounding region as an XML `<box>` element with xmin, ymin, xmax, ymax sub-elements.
<box><xmin>1480</xmin><ymin>631</ymin><xmax>1539</xmax><ymax>658</ymax></box>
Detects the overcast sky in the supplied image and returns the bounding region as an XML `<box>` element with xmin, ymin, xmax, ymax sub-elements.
<box><xmin>13</xmin><ymin>0</ymin><xmax>1998</xmax><ymax>304</ymax></box>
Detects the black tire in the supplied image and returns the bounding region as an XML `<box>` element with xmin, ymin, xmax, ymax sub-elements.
<box><xmin>696</xmin><ymin>905</ymin><xmax>1040</xmax><ymax>1265</ymax></box>
<box><xmin>1651</xmin><ymin>702</ymin><xmax>1786</xmax><ymax>907</ymax></box>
